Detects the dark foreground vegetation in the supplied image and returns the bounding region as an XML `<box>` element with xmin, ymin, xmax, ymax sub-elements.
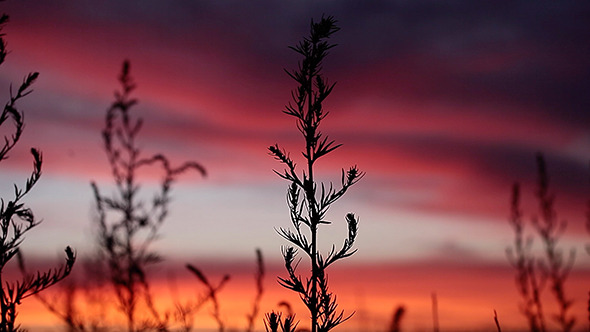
<box><xmin>266</xmin><ymin>15</ymin><xmax>363</xmax><ymax>332</ymax></box>
<box><xmin>0</xmin><ymin>12</ymin><xmax>75</xmax><ymax>332</ymax></box>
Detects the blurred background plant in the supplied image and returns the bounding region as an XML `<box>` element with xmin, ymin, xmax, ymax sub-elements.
<box><xmin>91</xmin><ymin>59</ymin><xmax>207</xmax><ymax>331</ymax></box>
<box><xmin>30</xmin><ymin>60</ymin><xmax>266</xmax><ymax>332</ymax></box>
<box><xmin>507</xmin><ymin>153</ymin><xmax>576</xmax><ymax>332</ymax></box>
<box><xmin>184</xmin><ymin>248</ymin><xmax>265</xmax><ymax>332</ymax></box>
<box><xmin>28</xmin><ymin>60</ymin><xmax>208</xmax><ymax>332</ymax></box>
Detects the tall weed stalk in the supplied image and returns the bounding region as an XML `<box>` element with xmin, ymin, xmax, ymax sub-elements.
<box><xmin>268</xmin><ymin>16</ymin><xmax>363</xmax><ymax>332</ymax></box>
<box><xmin>92</xmin><ymin>60</ymin><xmax>206</xmax><ymax>331</ymax></box>
<box><xmin>0</xmin><ymin>13</ymin><xmax>75</xmax><ymax>331</ymax></box>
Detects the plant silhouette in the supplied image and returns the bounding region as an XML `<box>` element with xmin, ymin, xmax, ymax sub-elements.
<box><xmin>28</xmin><ymin>59</ymin><xmax>266</xmax><ymax>332</ymax></box>
<box><xmin>0</xmin><ymin>12</ymin><xmax>75</xmax><ymax>332</ymax></box>
<box><xmin>507</xmin><ymin>153</ymin><xmax>576</xmax><ymax>332</ymax></box>
<box><xmin>91</xmin><ymin>60</ymin><xmax>206</xmax><ymax>331</ymax></box>
<box><xmin>264</xmin><ymin>312</ymin><xmax>298</xmax><ymax>332</ymax></box>
<box><xmin>507</xmin><ymin>183</ymin><xmax>545</xmax><ymax>332</ymax></box>
<box><xmin>533</xmin><ymin>154</ymin><xmax>576</xmax><ymax>332</ymax></box>
<box><xmin>268</xmin><ymin>15</ymin><xmax>363</xmax><ymax>332</ymax></box>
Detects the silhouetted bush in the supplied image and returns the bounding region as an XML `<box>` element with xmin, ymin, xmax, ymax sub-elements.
<box><xmin>268</xmin><ymin>15</ymin><xmax>363</xmax><ymax>332</ymax></box>
<box><xmin>0</xmin><ymin>12</ymin><xmax>75</xmax><ymax>332</ymax></box>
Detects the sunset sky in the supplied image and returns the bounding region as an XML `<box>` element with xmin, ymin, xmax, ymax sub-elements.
<box><xmin>0</xmin><ymin>1</ymin><xmax>589</xmax><ymax>331</ymax></box>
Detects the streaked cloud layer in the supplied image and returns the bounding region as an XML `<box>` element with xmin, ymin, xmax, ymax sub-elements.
<box><xmin>0</xmin><ymin>1</ymin><xmax>588</xmax><ymax>330</ymax></box>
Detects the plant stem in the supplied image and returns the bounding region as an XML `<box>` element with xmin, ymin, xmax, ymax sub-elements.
<box><xmin>306</xmin><ymin>62</ymin><xmax>319</xmax><ymax>332</ymax></box>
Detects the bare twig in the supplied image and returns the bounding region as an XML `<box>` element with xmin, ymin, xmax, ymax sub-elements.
<box><xmin>494</xmin><ymin>310</ymin><xmax>502</xmax><ymax>332</ymax></box>
<box><xmin>246</xmin><ymin>248</ymin><xmax>265</xmax><ymax>332</ymax></box>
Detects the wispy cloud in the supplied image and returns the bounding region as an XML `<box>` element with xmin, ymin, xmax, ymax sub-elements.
<box><xmin>0</xmin><ymin>0</ymin><xmax>587</xmax><ymax>259</ymax></box>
